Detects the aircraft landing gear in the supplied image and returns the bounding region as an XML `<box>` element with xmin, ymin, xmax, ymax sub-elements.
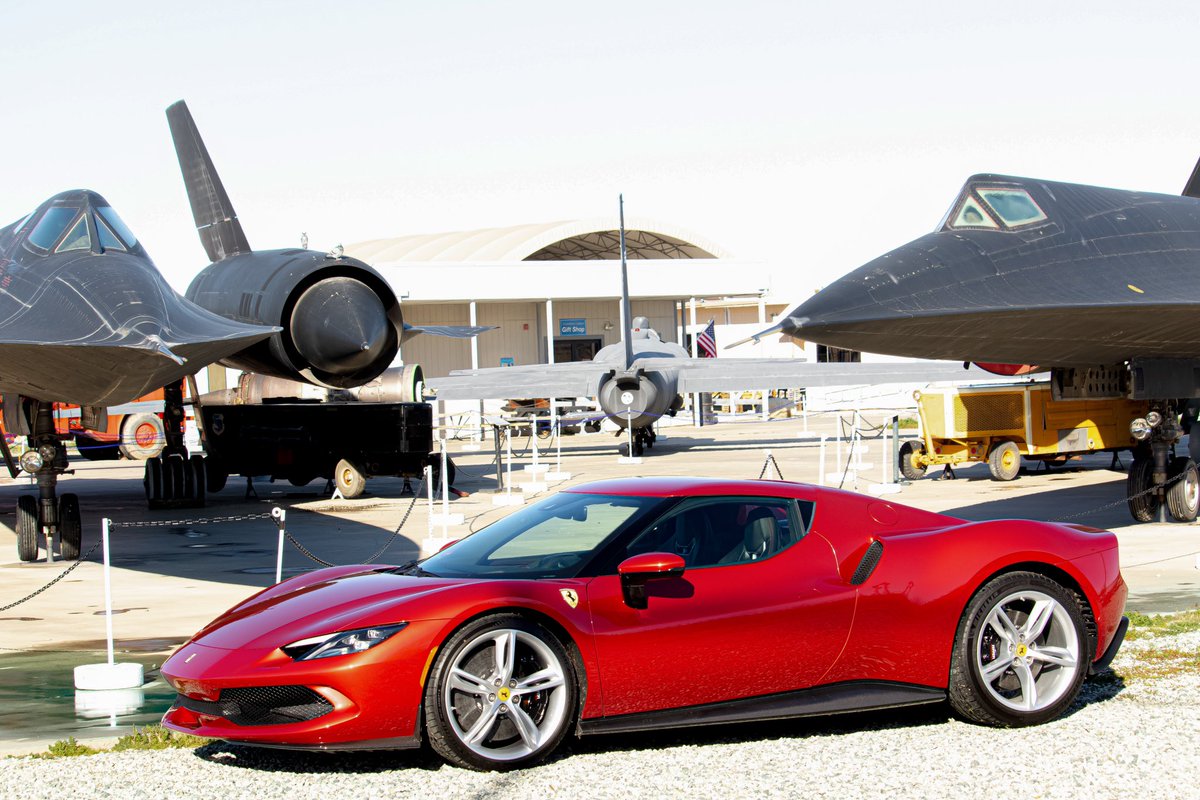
<box><xmin>10</xmin><ymin>401</ymin><xmax>75</xmax><ymax>562</ymax></box>
<box><xmin>617</xmin><ymin>427</ymin><xmax>655</xmax><ymax>457</ymax></box>
<box><xmin>1126</xmin><ymin>401</ymin><xmax>1198</xmax><ymax>523</ymax></box>
<box><xmin>144</xmin><ymin>381</ymin><xmax>207</xmax><ymax>509</ymax></box>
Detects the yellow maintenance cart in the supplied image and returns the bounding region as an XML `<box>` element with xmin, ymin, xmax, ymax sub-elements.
<box><xmin>900</xmin><ymin>382</ymin><xmax>1149</xmax><ymax>481</ymax></box>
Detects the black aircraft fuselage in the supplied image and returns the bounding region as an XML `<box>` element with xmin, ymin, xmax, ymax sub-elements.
<box><xmin>0</xmin><ymin>190</ymin><xmax>272</xmax><ymax>407</ymax></box>
<box><xmin>778</xmin><ymin>175</ymin><xmax>1200</xmax><ymax>367</ymax></box>
<box><xmin>769</xmin><ymin>169</ymin><xmax>1200</xmax><ymax>523</ymax></box>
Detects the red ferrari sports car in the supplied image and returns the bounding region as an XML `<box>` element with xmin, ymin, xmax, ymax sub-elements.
<box><xmin>161</xmin><ymin>477</ymin><xmax>1128</xmax><ymax>770</ymax></box>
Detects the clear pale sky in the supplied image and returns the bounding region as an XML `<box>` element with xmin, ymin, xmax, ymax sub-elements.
<box><xmin>3</xmin><ymin>1</ymin><xmax>1199</xmax><ymax>301</ymax></box>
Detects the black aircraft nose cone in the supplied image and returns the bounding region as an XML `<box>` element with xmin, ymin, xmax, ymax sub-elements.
<box><xmin>289</xmin><ymin>276</ymin><xmax>391</xmax><ymax>374</ymax></box>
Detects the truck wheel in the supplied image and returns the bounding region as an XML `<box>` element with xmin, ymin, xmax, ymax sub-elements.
<box><xmin>899</xmin><ymin>440</ymin><xmax>927</xmax><ymax>481</ymax></box>
<box><xmin>429</xmin><ymin>456</ymin><xmax>458</xmax><ymax>491</ymax></box>
<box><xmin>334</xmin><ymin>459</ymin><xmax>366</xmax><ymax>499</ymax></box>
<box><xmin>1166</xmin><ymin>457</ymin><xmax>1199</xmax><ymax>522</ymax></box>
<box><xmin>988</xmin><ymin>442</ymin><xmax>1022</xmax><ymax>481</ymax></box>
<box><xmin>16</xmin><ymin>496</ymin><xmax>38</xmax><ymax>562</ymax></box>
<box><xmin>59</xmin><ymin>494</ymin><xmax>81</xmax><ymax>560</ymax></box>
<box><xmin>119</xmin><ymin>413</ymin><xmax>165</xmax><ymax>460</ymax></box>
<box><xmin>74</xmin><ymin>434</ymin><xmax>119</xmax><ymax>461</ymax></box>
<box><xmin>1126</xmin><ymin>458</ymin><xmax>1160</xmax><ymax>522</ymax></box>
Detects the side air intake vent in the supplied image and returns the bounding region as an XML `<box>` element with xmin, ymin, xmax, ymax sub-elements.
<box><xmin>850</xmin><ymin>540</ymin><xmax>885</xmax><ymax>586</ymax></box>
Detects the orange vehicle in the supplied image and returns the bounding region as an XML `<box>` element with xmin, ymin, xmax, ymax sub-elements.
<box><xmin>1</xmin><ymin>389</ymin><xmax>171</xmax><ymax>462</ymax></box>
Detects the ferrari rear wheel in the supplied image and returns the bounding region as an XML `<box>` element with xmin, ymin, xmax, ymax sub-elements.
<box><xmin>425</xmin><ymin>614</ymin><xmax>577</xmax><ymax>771</ymax></box>
<box><xmin>949</xmin><ymin>571</ymin><xmax>1088</xmax><ymax>727</ymax></box>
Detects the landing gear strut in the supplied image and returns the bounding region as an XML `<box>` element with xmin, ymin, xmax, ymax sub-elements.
<box><xmin>1127</xmin><ymin>401</ymin><xmax>1200</xmax><ymax>523</ymax></box>
<box><xmin>143</xmin><ymin>381</ymin><xmax>206</xmax><ymax>509</ymax></box>
<box><xmin>617</xmin><ymin>426</ymin><xmax>656</xmax><ymax>457</ymax></box>
<box><xmin>8</xmin><ymin>401</ymin><xmax>80</xmax><ymax>562</ymax></box>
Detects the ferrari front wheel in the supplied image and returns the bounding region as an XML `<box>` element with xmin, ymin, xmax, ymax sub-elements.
<box><xmin>949</xmin><ymin>571</ymin><xmax>1088</xmax><ymax>727</ymax></box>
<box><xmin>424</xmin><ymin>614</ymin><xmax>577</xmax><ymax>771</ymax></box>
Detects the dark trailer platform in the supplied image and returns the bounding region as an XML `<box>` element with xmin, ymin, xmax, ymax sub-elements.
<box><xmin>199</xmin><ymin>401</ymin><xmax>435</xmax><ymax>498</ymax></box>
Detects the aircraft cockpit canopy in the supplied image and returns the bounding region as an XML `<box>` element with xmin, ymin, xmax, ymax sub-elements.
<box><xmin>18</xmin><ymin>201</ymin><xmax>138</xmax><ymax>256</ymax></box>
<box><xmin>943</xmin><ymin>185</ymin><xmax>1048</xmax><ymax>232</ymax></box>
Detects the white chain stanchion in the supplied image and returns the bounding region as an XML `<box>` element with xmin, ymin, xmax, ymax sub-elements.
<box><xmin>74</xmin><ymin>518</ymin><xmax>144</xmax><ymax>694</ymax></box>
<box><xmin>494</xmin><ymin>427</ymin><xmax>525</xmax><ymax>506</ymax></box>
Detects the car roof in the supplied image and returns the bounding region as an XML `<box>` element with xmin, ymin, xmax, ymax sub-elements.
<box><xmin>562</xmin><ymin>476</ymin><xmax>816</xmax><ymax>499</ymax></box>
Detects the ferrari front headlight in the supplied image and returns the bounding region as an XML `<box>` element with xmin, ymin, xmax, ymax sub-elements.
<box><xmin>283</xmin><ymin>623</ymin><xmax>407</xmax><ymax>661</ymax></box>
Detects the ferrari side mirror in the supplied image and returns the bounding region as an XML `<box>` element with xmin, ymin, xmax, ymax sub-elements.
<box><xmin>617</xmin><ymin>552</ymin><xmax>685</xmax><ymax>609</ymax></box>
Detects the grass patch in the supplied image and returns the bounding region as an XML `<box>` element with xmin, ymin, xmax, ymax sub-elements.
<box><xmin>113</xmin><ymin>725</ymin><xmax>210</xmax><ymax>751</ymax></box>
<box><xmin>20</xmin><ymin>726</ymin><xmax>209</xmax><ymax>760</ymax></box>
<box><xmin>1115</xmin><ymin>647</ymin><xmax>1200</xmax><ymax>681</ymax></box>
<box><xmin>1124</xmin><ymin>608</ymin><xmax>1200</xmax><ymax>641</ymax></box>
<box><xmin>29</xmin><ymin>737</ymin><xmax>102</xmax><ymax>759</ymax></box>
<box><xmin>897</xmin><ymin>417</ymin><xmax>919</xmax><ymax>430</ymax></box>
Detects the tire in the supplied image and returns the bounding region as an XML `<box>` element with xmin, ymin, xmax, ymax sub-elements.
<box><xmin>899</xmin><ymin>440</ymin><xmax>927</xmax><ymax>481</ymax></box>
<box><xmin>74</xmin><ymin>434</ymin><xmax>119</xmax><ymax>461</ymax></box>
<box><xmin>16</xmin><ymin>495</ymin><xmax>38</xmax><ymax>562</ymax></box>
<box><xmin>119</xmin><ymin>413</ymin><xmax>165</xmax><ymax>460</ymax></box>
<box><xmin>424</xmin><ymin>614</ymin><xmax>578</xmax><ymax>771</ymax></box>
<box><xmin>1166</xmin><ymin>457</ymin><xmax>1199</xmax><ymax>522</ymax></box>
<box><xmin>1127</xmin><ymin>457</ymin><xmax>1160</xmax><ymax>523</ymax></box>
<box><xmin>163</xmin><ymin>455</ymin><xmax>186</xmax><ymax>501</ymax></box>
<box><xmin>334</xmin><ymin>458</ymin><xmax>366</xmax><ymax>499</ymax></box>
<box><xmin>206</xmin><ymin>458</ymin><xmax>228</xmax><ymax>494</ymax></box>
<box><xmin>189</xmin><ymin>455</ymin><xmax>207</xmax><ymax>507</ymax></box>
<box><xmin>429</xmin><ymin>456</ymin><xmax>457</xmax><ymax>491</ymax></box>
<box><xmin>948</xmin><ymin>571</ymin><xmax>1088</xmax><ymax>727</ymax></box>
<box><xmin>987</xmin><ymin>441</ymin><xmax>1022</xmax><ymax>481</ymax></box>
<box><xmin>144</xmin><ymin>457</ymin><xmax>163</xmax><ymax>505</ymax></box>
<box><xmin>59</xmin><ymin>494</ymin><xmax>81</xmax><ymax>561</ymax></box>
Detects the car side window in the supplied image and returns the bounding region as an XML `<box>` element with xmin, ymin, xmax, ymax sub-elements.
<box><xmin>622</xmin><ymin>496</ymin><xmax>811</xmax><ymax>570</ymax></box>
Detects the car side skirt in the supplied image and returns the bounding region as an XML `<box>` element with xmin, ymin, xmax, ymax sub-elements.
<box><xmin>579</xmin><ymin>681</ymin><xmax>945</xmax><ymax>736</ymax></box>
<box><xmin>221</xmin><ymin>735</ymin><xmax>421</xmax><ymax>752</ymax></box>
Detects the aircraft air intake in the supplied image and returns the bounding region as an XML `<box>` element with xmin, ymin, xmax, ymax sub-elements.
<box><xmin>598</xmin><ymin>368</ymin><xmax>677</xmax><ymax>430</ymax></box>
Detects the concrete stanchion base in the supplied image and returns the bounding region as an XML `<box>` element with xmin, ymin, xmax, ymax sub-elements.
<box><xmin>74</xmin><ymin>662</ymin><xmax>144</xmax><ymax>691</ymax></box>
<box><xmin>492</xmin><ymin>493</ymin><xmax>526</xmax><ymax>506</ymax></box>
<box><xmin>429</xmin><ymin>513</ymin><xmax>465</xmax><ymax>526</ymax></box>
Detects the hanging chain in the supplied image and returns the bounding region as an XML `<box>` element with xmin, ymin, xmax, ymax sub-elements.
<box><xmin>0</xmin><ymin>539</ymin><xmax>102</xmax><ymax>613</ymax></box>
<box><xmin>757</xmin><ymin>453</ymin><xmax>786</xmax><ymax>481</ymax></box>
<box><xmin>285</xmin><ymin>476</ymin><xmax>428</xmax><ymax>567</ymax></box>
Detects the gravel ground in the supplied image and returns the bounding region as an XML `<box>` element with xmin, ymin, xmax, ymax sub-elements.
<box><xmin>4</xmin><ymin>631</ymin><xmax>1198</xmax><ymax>800</ymax></box>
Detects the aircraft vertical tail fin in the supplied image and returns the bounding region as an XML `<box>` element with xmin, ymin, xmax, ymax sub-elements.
<box><xmin>1182</xmin><ymin>154</ymin><xmax>1200</xmax><ymax>198</ymax></box>
<box><xmin>166</xmin><ymin>100</ymin><xmax>252</xmax><ymax>263</ymax></box>
<box><xmin>618</xmin><ymin>194</ymin><xmax>635</xmax><ymax>370</ymax></box>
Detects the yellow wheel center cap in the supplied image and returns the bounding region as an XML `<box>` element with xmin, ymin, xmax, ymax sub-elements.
<box><xmin>498</xmin><ymin>687</ymin><xmax>511</xmax><ymax>702</ymax></box>
<box><xmin>1015</xmin><ymin>643</ymin><xmax>1028</xmax><ymax>658</ymax></box>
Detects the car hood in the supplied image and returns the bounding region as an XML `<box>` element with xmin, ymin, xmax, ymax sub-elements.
<box><xmin>190</xmin><ymin>568</ymin><xmax>468</xmax><ymax>651</ymax></box>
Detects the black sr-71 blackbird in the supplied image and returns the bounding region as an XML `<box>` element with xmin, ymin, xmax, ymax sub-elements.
<box><xmin>1</xmin><ymin>101</ymin><xmax>488</xmax><ymax>562</ymax></box>
<box><xmin>747</xmin><ymin>158</ymin><xmax>1200</xmax><ymax>522</ymax></box>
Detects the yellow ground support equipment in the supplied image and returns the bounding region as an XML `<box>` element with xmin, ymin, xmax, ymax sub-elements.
<box><xmin>900</xmin><ymin>382</ymin><xmax>1149</xmax><ymax>481</ymax></box>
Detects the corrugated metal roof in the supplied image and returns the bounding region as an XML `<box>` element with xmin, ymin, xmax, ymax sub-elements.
<box><xmin>346</xmin><ymin>216</ymin><xmax>732</xmax><ymax>264</ymax></box>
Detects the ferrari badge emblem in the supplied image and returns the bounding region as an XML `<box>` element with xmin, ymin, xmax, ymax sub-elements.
<box><xmin>560</xmin><ymin>589</ymin><xmax>579</xmax><ymax>609</ymax></box>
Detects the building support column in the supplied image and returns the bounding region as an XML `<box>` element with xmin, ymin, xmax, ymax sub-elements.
<box><xmin>546</xmin><ymin>298</ymin><xmax>557</xmax><ymax>435</ymax></box>
<box><xmin>469</xmin><ymin>300</ymin><xmax>482</xmax><ymax>440</ymax></box>
<box><xmin>689</xmin><ymin>297</ymin><xmax>700</xmax><ymax>427</ymax></box>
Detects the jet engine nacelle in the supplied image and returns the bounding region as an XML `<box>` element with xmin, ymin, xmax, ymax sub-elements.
<box><xmin>597</xmin><ymin>368</ymin><xmax>680</xmax><ymax>430</ymax></box>
<box><xmin>186</xmin><ymin>249</ymin><xmax>402</xmax><ymax>389</ymax></box>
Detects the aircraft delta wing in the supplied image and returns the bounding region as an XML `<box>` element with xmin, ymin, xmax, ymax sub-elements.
<box><xmin>745</xmin><ymin>157</ymin><xmax>1200</xmax><ymax>522</ymax></box>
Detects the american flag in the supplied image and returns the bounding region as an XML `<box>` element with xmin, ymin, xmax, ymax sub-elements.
<box><xmin>697</xmin><ymin>319</ymin><xmax>717</xmax><ymax>358</ymax></box>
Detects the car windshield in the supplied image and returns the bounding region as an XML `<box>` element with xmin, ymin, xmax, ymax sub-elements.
<box><xmin>418</xmin><ymin>492</ymin><xmax>667</xmax><ymax>579</ymax></box>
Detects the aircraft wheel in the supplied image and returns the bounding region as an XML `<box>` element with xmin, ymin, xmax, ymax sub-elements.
<box><xmin>16</xmin><ymin>496</ymin><xmax>38</xmax><ymax>562</ymax></box>
<box><xmin>59</xmin><ymin>494</ymin><xmax>81</xmax><ymax>561</ymax></box>
<box><xmin>189</xmin><ymin>455</ymin><xmax>207</xmax><ymax>507</ymax></box>
<box><xmin>165</xmin><ymin>455</ymin><xmax>188</xmax><ymax>501</ymax></box>
<box><xmin>205</xmin><ymin>458</ymin><xmax>228</xmax><ymax>494</ymax></box>
<box><xmin>1126</xmin><ymin>458</ymin><xmax>1160</xmax><ymax>523</ymax></box>
<box><xmin>334</xmin><ymin>459</ymin><xmax>366</xmax><ymax>499</ymax></box>
<box><xmin>1166</xmin><ymin>457</ymin><xmax>1199</xmax><ymax>522</ymax></box>
<box><xmin>119</xmin><ymin>413</ymin><xmax>165</xmax><ymax>460</ymax></box>
<box><xmin>899</xmin><ymin>440</ymin><xmax>928</xmax><ymax>481</ymax></box>
<box><xmin>987</xmin><ymin>442</ymin><xmax>1022</xmax><ymax>481</ymax></box>
<box><xmin>633</xmin><ymin>439</ymin><xmax>645</xmax><ymax>457</ymax></box>
<box><xmin>144</xmin><ymin>457</ymin><xmax>163</xmax><ymax>506</ymax></box>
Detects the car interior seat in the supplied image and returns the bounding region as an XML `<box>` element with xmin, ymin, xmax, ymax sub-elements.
<box><xmin>720</xmin><ymin>507</ymin><xmax>776</xmax><ymax>564</ymax></box>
